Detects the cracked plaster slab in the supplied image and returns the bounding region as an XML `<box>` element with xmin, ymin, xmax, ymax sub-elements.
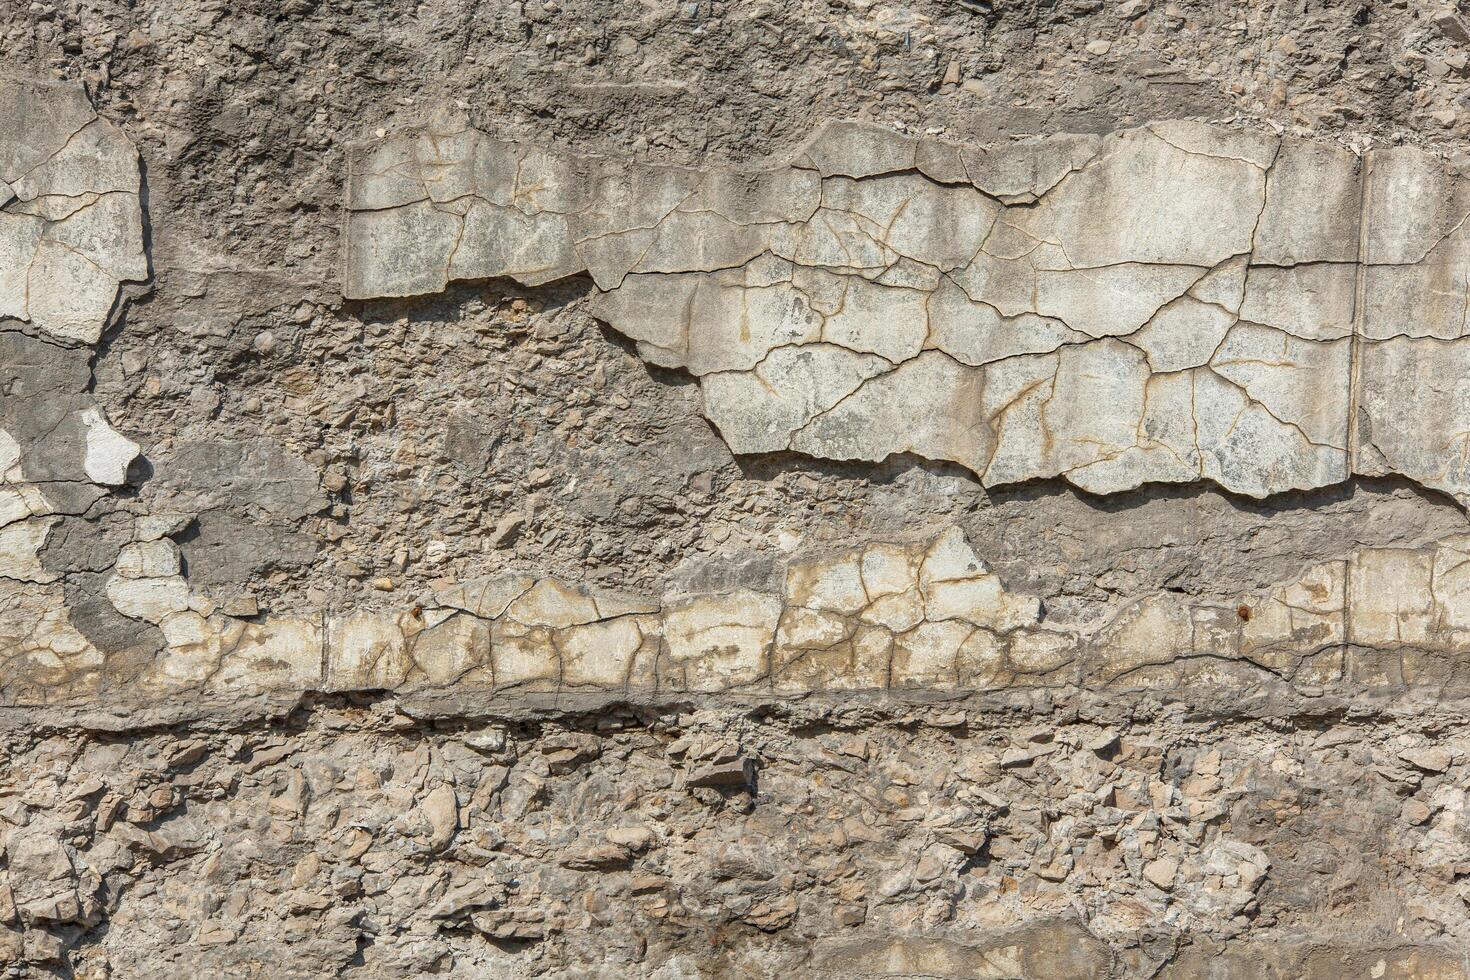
<box><xmin>0</xmin><ymin>77</ymin><xmax>148</xmax><ymax>345</ymax></box>
<box><xmin>343</xmin><ymin>116</ymin><xmax>1470</xmax><ymax>504</ymax></box>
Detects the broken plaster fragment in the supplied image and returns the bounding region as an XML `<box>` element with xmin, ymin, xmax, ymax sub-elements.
<box><xmin>79</xmin><ymin>408</ymin><xmax>140</xmax><ymax>486</ymax></box>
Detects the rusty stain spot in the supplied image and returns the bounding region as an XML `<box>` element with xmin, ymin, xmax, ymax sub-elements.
<box><xmin>1237</xmin><ymin>604</ymin><xmax>1252</xmax><ymax>622</ymax></box>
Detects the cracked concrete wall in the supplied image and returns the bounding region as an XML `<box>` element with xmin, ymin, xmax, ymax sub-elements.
<box><xmin>12</xmin><ymin>0</ymin><xmax>1470</xmax><ymax>975</ymax></box>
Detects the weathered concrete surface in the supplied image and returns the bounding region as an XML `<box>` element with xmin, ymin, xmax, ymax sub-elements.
<box><xmin>11</xmin><ymin>0</ymin><xmax>1470</xmax><ymax>975</ymax></box>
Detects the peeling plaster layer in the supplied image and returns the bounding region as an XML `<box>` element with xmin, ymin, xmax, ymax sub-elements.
<box><xmin>343</xmin><ymin>117</ymin><xmax>1470</xmax><ymax>503</ymax></box>
<box><xmin>11</xmin><ymin>518</ymin><xmax>1470</xmax><ymax>709</ymax></box>
<box><xmin>0</xmin><ymin>77</ymin><xmax>148</xmax><ymax>345</ymax></box>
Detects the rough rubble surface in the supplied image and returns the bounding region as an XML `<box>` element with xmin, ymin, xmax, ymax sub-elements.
<box><xmin>12</xmin><ymin>0</ymin><xmax>1470</xmax><ymax>975</ymax></box>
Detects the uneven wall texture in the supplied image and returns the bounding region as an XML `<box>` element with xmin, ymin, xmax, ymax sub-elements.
<box><xmin>9</xmin><ymin>0</ymin><xmax>1470</xmax><ymax>976</ymax></box>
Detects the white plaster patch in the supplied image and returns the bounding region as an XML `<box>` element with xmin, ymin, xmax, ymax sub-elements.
<box><xmin>80</xmin><ymin>407</ymin><xmax>140</xmax><ymax>486</ymax></box>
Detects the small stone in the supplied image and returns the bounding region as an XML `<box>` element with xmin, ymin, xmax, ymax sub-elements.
<box><xmin>1434</xmin><ymin>8</ymin><xmax>1470</xmax><ymax>43</ymax></box>
<box><xmin>252</xmin><ymin>331</ymin><xmax>276</xmax><ymax>354</ymax></box>
<box><xmin>195</xmin><ymin>923</ymin><xmax>238</xmax><ymax>946</ymax></box>
<box><xmin>1315</xmin><ymin>728</ymin><xmax>1357</xmax><ymax>749</ymax></box>
<box><xmin>560</xmin><ymin>843</ymin><xmax>632</xmax><ymax>870</ymax></box>
<box><xmin>1000</xmin><ymin>744</ymin><xmax>1056</xmax><ymax>768</ymax></box>
<box><xmin>630</xmin><ymin>873</ymin><xmax>667</xmax><ymax>894</ymax></box>
<box><xmin>1143</xmin><ymin>856</ymin><xmax>1178</xmax><ymax>890</ymax></box>
<box><xmin>933</xmin><ymin>828</ymin><xmax>986</xmax><ymax>854</ymax></box>
<box><xmin>687</xmin><ymin>757</ymin><xmax>755</xmax><ymax>788</ymax></box>
<box><xmin>136</xmin><ymin>513</ymin><xmax>190</xmax><ymax>541</ymax></box>
<box><xmin>744</xmin><ymin>894</ymin><xmax>798</xmax><ymax>932</ymax></box>
<box><xmin>1403</xmin><ymin>799</ymin><xmax>1433</xmax><ymax>825</ymax></box>
<box><xmin>464</xmin><ymin>728</ymin><xmax>508</xmax><ymax>754</ymax></box>
<box><xmin>542</xmin><ymin>733</ymin><xmax>602</xmax><ymax>773</ymax></box>
<box><xmin>1087</xmin><ymin>731</ymin><xmax>1121</xmax><ymax>755</ymax></box>
<box><xmin>1085</xmin><ymin>39</ymin><xmax>1112</xmax><ymax>55</ymax></box>
<box><xmin>220</xmin><ymin>596</ymin><xmax>259</xmax><ymax>618</ymax></box>
<box><xmin>242</xmin><ymin>743</ymin><xmax>296</xmax><ymax>773</ymax></box>
<box><xmin>544</xmin><ymin>747</ymin><xmax>591</xmax><ymax>774</ymax></box>
<box><xmin>606</xmin><ymin>826</ymin><xmax>654</xmax><ymax>851</ymax></box>
<box><xmin>1400</xmin><ymin>746</ymin><xmax>1452</xmax><ymax>773</ymax></box>
<box><xmin>419</xmin><ymin>784</ymin><xmax>459</xmax><ymax>850</ymax></box>
<box><xmin>700</xmin><ymin>739</ymin><xmax>744</xmax><ymax>763</ymax></box>
<box><xmin>369</xmin><ymin>576</ymin><xmax>394</xmax><ymax>591</ymax></box>
<box><xmin>1035</xmin><ymin>856</ymin><xmax>1073</xmax><ymax>881</ymax></box>
<box><xmin>489</xmin><ymin>513</ymin><xmax>524</xmax><ymax>547</ymax></box>
<box><xmin>80</xmin><ymin>408</ymin><xmax>140</xmax><ymax>486</ymax></box>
